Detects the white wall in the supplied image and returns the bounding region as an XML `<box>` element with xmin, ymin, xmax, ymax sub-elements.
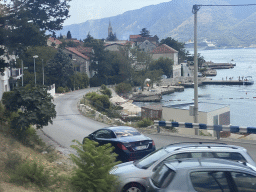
<box><xmin>0</xmin><ymin>68</ymin><xmax>10</xmax><ymax>100</ymax></box>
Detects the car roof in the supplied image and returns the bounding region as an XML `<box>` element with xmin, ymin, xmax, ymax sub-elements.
<box><xmin>163</xmin><ymin>142</ymin><xmax>246</xmax><ymax>153</ymax></box>
<box><xmin>164</xmin><ymin>158</ymin><xmax>254</xmax><ymax>172</ymax></box>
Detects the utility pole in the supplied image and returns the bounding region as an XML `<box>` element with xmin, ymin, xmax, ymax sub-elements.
<box><xmin>192</xmin><ymin>4</ymin><xmax>201</xmax><ymax>135</ymax></box>
<box><xmin>21</xmin><ymin>60</ymin><xmax>23</xmax><ymax>86</ymax></box>
<box><xmin>33</xmin><ymin>55</ymin><xmax>38</xmax><ymax>86</ymax></box>
<box><xmin>42</xmin><ymin>59</ymin><xmax>44</xmax><ymax>85</ymax></box>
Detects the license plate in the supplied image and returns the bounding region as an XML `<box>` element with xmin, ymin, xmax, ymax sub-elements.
<box><xmin>136</xmin><ymin>145</ymin><xmax>147</xmax><ymax>150</ymax></box>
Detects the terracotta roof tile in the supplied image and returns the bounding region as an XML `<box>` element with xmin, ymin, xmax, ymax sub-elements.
<box><xmin>130</xmin><ymin>35</ymin><xmax>142</xmax><ymax>39</ymax></box>
<box><xmin>48</xmin><ymin>37</ymin><xmax>62</xmax><ymax>45</ymax></box>
<box><xmin>151</xmin><ymin>44</ymin><xmax>178</xmax><ymax>54</ymax></box>
<box><xmin>65</xmin><ymin>47</ymin><xmax>89</xmax><ymax>60</ymax></box>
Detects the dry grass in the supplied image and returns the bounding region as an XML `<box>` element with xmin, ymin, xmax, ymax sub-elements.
<box><xmin>0</xmin><ymin>130</ymin><xmax>74</xmax><ymax>192</ymax></box>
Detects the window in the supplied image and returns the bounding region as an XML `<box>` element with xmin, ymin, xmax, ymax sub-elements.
<box><xmin>231</xmin><ymin>172</ymin><xmax>256</xmax><ymax>192</ymax></box>
<box><xmin>151</xmin><ymin>164</ymin><xmax>175</xmax><ymax>188</ymax></box>
<box><xmin>135</xmin><ymin>148</ymin><xmax>168</xmax><ymax>169</ymax></box>
<box><xmin>95</xmin><ymin>130</ymin><xmax>113</xmax><ymax>139</ymax></box>
<box><xmin>214</xmin><ymin>152</ymin><xmax>246</xmax><ymax>162</ymax></box>
<box><xmin>190</xmin><ymin>171</ymin><xmax>230</xmax><ymax>192</ymax></box>
<box><xmin>114</xmin><ymin>129</ymin><xmax>141</xmax><ymax>138</ymax></box>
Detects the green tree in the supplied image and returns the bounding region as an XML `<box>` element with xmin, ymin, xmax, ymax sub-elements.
<box><xmin>186</xmin><ymin>53</ymin><xmax>205</xmax><ymax>69</ymax></box>
<box><xmin>145</xmin><ymin>69</ymin><xmax>163</xmax><ymax>87</ymax></box>
<box><xmin>45</xmin><ymin>49</ymin><xmax>74</xmax><ymax>89</ymax></box>
<box><xmin>160</xmin><ymin>37</ymin><xmax>189</xmax><ymax>62</ymax></box>
<box><xmin>83</xmin><ymin>32</ymin><xmax>95</xmax><ymax>46</ymax></box>
<box><xmin>70</xmin><ymin>139</ymin><xmax>120</xmax><ymax>192</ymax></box>
<box><xmin>67</xmin><ymin>31</ymin><xmax>72</xmax><ymax>39</ymax></box>
<box><xmin>115</xmin><ymin>82</ymin><xmax>132</xmax><ymax>94</ymax></box>
<box><xmin>2</xmin><ymin>85</ymin><xmax>56</xmax><ymax>140</ymax></box>
<box><xmin>16</xmin><ymin>46</ymin><xmax>58</xmax><ymax>86</ymax></box>
<box><xmin>140</xmin><ymin>28</ymin><xmax>150</xmax><ymax>37</ymax></box>
<box><xmin>71</xmin><ymin>72</ymin><xmax>89</xmax><ymax>90</ymax></box>
<box><xmin>131</xmin><ymin>48</ymin><xmax>153</xmax><ymax>90</ymax></box>
<box><xmin>1</xmin><ymin>0</ymin><xmax>70</xmax><ymax>54</ymax></box>
<box><xmin>150</xmin><ymin>57</ymin><xmax>173</xmax><ymax>78</ymax></box>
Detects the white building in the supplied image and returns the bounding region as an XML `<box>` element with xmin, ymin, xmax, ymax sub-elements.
<box><xmin>162</xmin><ymin>102</ymin><xmax>230</xmax><ymax>136</ymax></box>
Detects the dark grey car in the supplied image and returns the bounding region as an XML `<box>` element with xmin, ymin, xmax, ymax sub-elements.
<box><xmin>110</xmin><ymin>142</ymin><xmax>256</xmax><ymax>192</ymax></box>
<box><xmin>147</xmin><ymin>158</ymin><xmax>256</xmax><ymax>192</ymax></box>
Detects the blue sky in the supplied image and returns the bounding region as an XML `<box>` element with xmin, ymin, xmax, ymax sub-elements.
<box><xmin>64</xmin><ymin>0</ymin><xmax>172</xmax><ymax>26</ymax></box>
<box><xmin>64</xmin><ymin>0</ymin><xmax>256</xmax><ymax>26</ymax></box>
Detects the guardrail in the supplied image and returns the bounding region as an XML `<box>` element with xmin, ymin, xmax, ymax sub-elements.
<box><xmin>154</xmin><ymin>120</ymin><xmax>256</xmax><ymax>139</ymax></box>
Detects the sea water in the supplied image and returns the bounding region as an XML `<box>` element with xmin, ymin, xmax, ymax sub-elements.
<box><xmin>136</xmin><ymin>48</ymin><xmax>256</xmax><ymax>127</ymax></box>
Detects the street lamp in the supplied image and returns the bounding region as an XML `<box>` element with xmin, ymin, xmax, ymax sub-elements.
<box><xmin>33</xmin><ymin>55</ymin><xmax>38</xmax><ymax>86</ymax></box>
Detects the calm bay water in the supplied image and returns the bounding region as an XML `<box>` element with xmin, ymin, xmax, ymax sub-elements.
<box><xmin>137</xmin><ymin>48</ymin><xmax>256</xmax><ymax>127</ymax></box>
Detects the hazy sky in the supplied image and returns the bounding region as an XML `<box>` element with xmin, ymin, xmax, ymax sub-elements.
<box><xmin>64</xmin><ymin>0</ymin><xmax>172</xmax><ymax>26</ymax></box>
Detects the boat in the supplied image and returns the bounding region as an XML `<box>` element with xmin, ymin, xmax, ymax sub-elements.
<box><xmin>243</xmin><ymin>76</ymin><xmax>254</xmax><ymax>85</ymax></box>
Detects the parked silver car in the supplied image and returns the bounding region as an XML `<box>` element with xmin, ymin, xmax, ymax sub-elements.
<box><xmin>110</xmin><ymin>142</ymin><xmax>256</xmax><ymax>192</ymax></box>
<box><xmin>147</xmin><ymin>158</ymin><xmax>256</xmax><ymax>192</ymax></box>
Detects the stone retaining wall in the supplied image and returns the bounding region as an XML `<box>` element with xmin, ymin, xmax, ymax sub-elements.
<box><xmin>78</xmin><ymin>103</ymin><xmax>126</xmax><ymax>126</ymax></box>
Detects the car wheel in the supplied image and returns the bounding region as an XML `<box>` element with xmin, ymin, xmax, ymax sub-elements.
<box><xmin>123</xmin><ymin>183</ymin><xmax>144</xmax><ymax>192</ymax></box>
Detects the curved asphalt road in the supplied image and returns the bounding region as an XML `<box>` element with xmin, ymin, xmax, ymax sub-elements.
<box><xmin>40</xmin><ymin>88</ymin><xmax>256</xmax><ymax>161</ymax></box>
<box><xmin>41</xmin><ymin>88</ymin><xmax>107</xmax><ymax>154</ymax></box>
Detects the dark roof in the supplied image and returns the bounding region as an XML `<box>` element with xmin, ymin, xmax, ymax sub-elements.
<box><xmin>151</xmin><ymin>44</ymin><xmax>178</xmax><ymax>54</ymax></box>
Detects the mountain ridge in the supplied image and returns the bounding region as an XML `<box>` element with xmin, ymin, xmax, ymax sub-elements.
<box><xmin>57</xmin><ymin>0</ymin><xmax>256</xmax><ymax>47</ymax></box>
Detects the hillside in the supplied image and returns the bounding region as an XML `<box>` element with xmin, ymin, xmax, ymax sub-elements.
<box><xmin>57</xmin><ymin>0</ymin><xmax>256</xmax><ymax>47</ymax></box>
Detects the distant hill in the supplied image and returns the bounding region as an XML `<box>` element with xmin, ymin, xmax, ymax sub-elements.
<box><xmin>57</xmin><ymin>0</ymin><xmax>256</xmax><ymax>47</ymax></box>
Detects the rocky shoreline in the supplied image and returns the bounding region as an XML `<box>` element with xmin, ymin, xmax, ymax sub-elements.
<box><xmin>131</xmin><ymin>77</ymin><xmax>208</xmax><ymax>102</ymax></box>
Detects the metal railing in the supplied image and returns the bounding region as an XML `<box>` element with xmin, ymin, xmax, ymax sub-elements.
<box><xmin>154</xmin><ymin>120</ymin><xmax>256</xmax><ymax>139</ymax></box>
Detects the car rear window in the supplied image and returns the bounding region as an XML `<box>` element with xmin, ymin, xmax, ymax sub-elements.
<box><xmin>114</xmin><ymin>129</ymin><xmax>141</xmax><ymax>137</ymax></box>
<box><xmin>151</xmin><ymin>164</ymin><xmax>175</xmax><ymax>188</ymax></box>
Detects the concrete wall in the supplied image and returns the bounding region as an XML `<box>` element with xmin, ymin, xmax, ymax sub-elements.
<box><xmin>162</xmin><ymin>107</ymin><xmax>207</xmax><ymax>123</ymax></box>
<box><xmin>173</xmin><ymin>65</ymin><xmax>181</xmax><ymax>78</ymax></box>
<box><xmin>0</xmin><ymin>68</ymin><xmax>10</xmax><ymax>100</ymax></box>
<box><xmin>152</xmin><ymin>52</ymin><xmax>178</xmax><ymax>65</ymax></box>
<box><xmin>207</xmin><ymin>106</ymin><xmax>230</xmax><ymax>125</ymax></box>
<box><xmin>63</xmin><ymin>49</ymin><xmax>92</xmax><ymax>78</ymax></box>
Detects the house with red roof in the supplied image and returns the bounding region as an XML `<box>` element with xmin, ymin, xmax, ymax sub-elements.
<box><xmin>151</xmin><ymin>44</ymin><xmax>181</xmax><ymax>78</ymax></box>
<box><xmin>104</xmin><ymin>40</ymin><xmax>135</xmax><ymax>52</ymax></box>
<box><xmin>129</xmin><ymin>35</ymin><xmax>159</xmax><ymax>45</ymax></box>
<box><xmin>63</xmin><ymin>46</ymin><xmax>93</xmax><ymax>78</ymax></box>
<box><xmin>47</xmin><ymin>37</ymin><xmax>62</xmax><ymax>48</ymax></box>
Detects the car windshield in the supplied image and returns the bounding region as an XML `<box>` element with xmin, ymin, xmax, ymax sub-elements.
<box><xmin>134</xmin><ymin>148</ymin><xmax>168</xmax><ymax>169</ymax></box>
<box><xmin>114</xmin><ymin>129</ymin><xmax>141</xmax><ymax>138</ymax></box>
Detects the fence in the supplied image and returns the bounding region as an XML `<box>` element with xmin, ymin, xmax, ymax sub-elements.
<box><xmin>154</xmin><ymin>120</ymin><xmax>256</xmax><ymax>139</ymax></box>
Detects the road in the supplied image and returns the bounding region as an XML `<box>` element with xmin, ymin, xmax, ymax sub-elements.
<box><xmin>40</xmin><ymin>88</ymin><xmax>256</xmax><ymax>161</ymax></box>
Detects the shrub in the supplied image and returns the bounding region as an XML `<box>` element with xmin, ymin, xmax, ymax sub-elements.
<box><xmin>136</xmin><ymin>118</ymin><xmax>153</xmax><ymax>127</ymax></box>
<box><xmin>4</xmin><ymin>151</ymin><xmax>23</xmax><ymax>171</ymax></box>
<box><xmin>101</xmin><ymin>88</ymin><xmax>112</xmax><ymax>98</ymax></box>
<box><xmin>86</xmin><ymin>92</ymin><xmax>111</xmax><ymax>111</ymax></box>
<box><xmin>9</xmin><ymin>159</ymin><xmax>54</xmax><ymax>188</ymax></box>
<box><xmin>115</xmin><ymin>82</ymin><xmax>132</xmax><ymax>94</ymax></box>
<box><xmin>70</xmin><ymin>139</ymin><xmax>120</xmax><ymax>192</ymax></box>
<box><xmin>57</xmin><ymin>86</ymin><xmax>65</xmax><ymax>93</ymax></box>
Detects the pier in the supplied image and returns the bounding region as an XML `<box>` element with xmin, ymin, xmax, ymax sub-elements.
<box><xmin>202</xmin><ymin>80</ymin><xmax>254</xmax><ymax>85</ymax></box>
<box><xmin>202</xmin><ymin>62</ymin><xmax>236</xmax><ymax>69</ymax></box>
